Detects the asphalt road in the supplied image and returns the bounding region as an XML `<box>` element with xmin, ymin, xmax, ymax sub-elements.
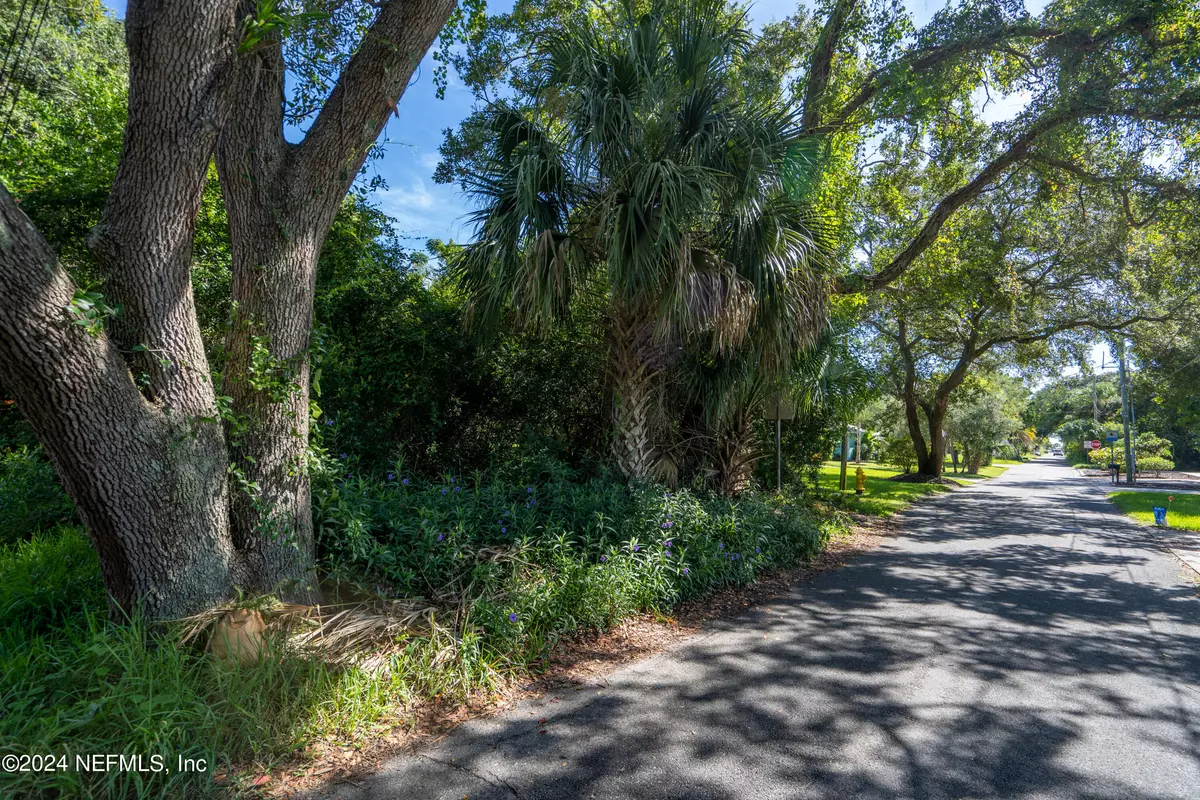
<box><xmin>309</xmin><ymin>458</ymin><xmax>1200</xmax><ymax>800</ymax></box>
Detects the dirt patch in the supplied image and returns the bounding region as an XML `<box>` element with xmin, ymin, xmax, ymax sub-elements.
<box><xmin>243</xmin><ymin>515</ymin><xmax>902</xmax><ymax>798</ymax></box>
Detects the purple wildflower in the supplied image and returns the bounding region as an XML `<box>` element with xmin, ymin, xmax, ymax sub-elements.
<box><xmin>325</xmin><ymin>419</ymin><xmax>333</xmax><ymax>426</ymax></box>
<box><xmin>662</xmin><ymin>523</ymin><xmax>668</xmax><ymax>529</ymax></box>
<box><xmin>387</xmin><ymin>473</ymin><xmax>395</xmax><ymax>481</ymax></box>
<box><xmin>633</xmin><ymin>544</ymin><xmax>640</xmax><ymax>552</ymax></box>
<box><xmin>454</xmin><ymin>486</ymin><xmax>461</xmax><ymax>492</ymax></box>
<box><xmin>665</xmin><ymin>540</ymin><xmax>672</xmax><ymax>548</ymax></box>
<box><xmin>501</xmin><ymin>527</ymin><xmax>507</xmax><ymax>533</ymax></box>
<box><xmin>683</xmin><ymin>567</ymin><xmax>690</xmax><ymax>575</ymax></box>
<box><xmin>437</xmin><ymin>533</ymin><xmax>444</xmax><ymax>541</ymax></box>
<box><xmin>527</xmin><ymin>487</ymin><xmax>533</xmax><ymax>493</ymax></box>
<box><xmin>339</xmin><ymin>453</ymin><xmax>347</xmax><ymax>460</ymax></box>
<box><xmin>441</xmin><ymin>489</ymin><xmax>447</xmax><ymax>495</ymax></box>
<box><xmin>509</xmin><ymin>613</ymin><xmax>518</xmax><ymax>623</ymax></box>
<box><xmin>718</xmin><ymin>543</ymin><xmax>724</xmax><ymax>550</ymax></box>
<box><xmin>600</xmin><ymin>555</ymin><xmax>608</xmax><ymax>562</ymax></box>
<box><xmin>402</xmin><ymin>478</ymin><xmax>410</xmax><ymax>486</ymax></box>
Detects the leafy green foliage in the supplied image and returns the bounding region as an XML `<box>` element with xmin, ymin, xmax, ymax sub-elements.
<box><xmin>312</xmin><ymin>198</ymin><xmax>609</xmax><ymax>474</ymax></box>
<box><xmin>0</xmin><ymin>454</ymin><xmax>842</xmax><ymax>797</ymax></box>
<box><xmin>1086</xmin><ymin>432</ymin><xmax>1173</xmax><ymax>472</ymax></box>
<box><xmin>0</xmin><ymin>448</ymin><xmax>75</xmax><ymax>545</ymax></box>
<box><xmin>879</xmin><ymin>426</ymin><xmax>918</xmax><ymax>474</ymax></box>
<box><xmin>946</xmin><ymin>393</ymin><xmax>1021</xmax><ymax>473</ymax></box>
<box><xmin>312</xmin><ymin>446</ymin><xmax>834</xmax><ymax>643</ymax></box>
<box><xmin>0</xmin><ymin>1</ymin><xmax>126</xmax><ymax>277</ymax></box>
<box><xmin>64</xmin><ymin>289</ymin><xmax>120</xmax><ymax>338</ymax></box>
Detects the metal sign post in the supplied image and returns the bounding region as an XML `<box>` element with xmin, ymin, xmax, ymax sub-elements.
<box><xmin>764</xmin><ymin>396</ymin><xmax>795</xmax><ymax>494</ymax></box>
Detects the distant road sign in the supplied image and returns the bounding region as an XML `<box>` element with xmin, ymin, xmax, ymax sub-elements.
<box><xmin>1090</xmin><ymin>440</ymin><xmax>1101</xmax><ymax>450</ymax></box>
<box><xmin>1106</xmin><ymin>433</ymin><xmax>1119</xmax><ymax>442</ymax></box>
<box><xmin>1084</xmin><ymin>440</ymin><xmax>1094</xmax><ymax>450</ymax></box>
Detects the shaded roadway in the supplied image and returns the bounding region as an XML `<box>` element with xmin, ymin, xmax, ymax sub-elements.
<box><xmin>308</xmin><ymin>458</ymin><xmax>1200</xmax><ymax>800</ymax></box>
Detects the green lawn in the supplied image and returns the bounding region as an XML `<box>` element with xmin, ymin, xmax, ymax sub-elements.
<box><xmin>1108</xmin><ymin>491</ymin><xmax>1200</xmax><ymax>532</ymax></box>
<box><xmin>818</xmin><ymin>459</ymin><xmax>1011</xmax><ymax>517</ymax></box>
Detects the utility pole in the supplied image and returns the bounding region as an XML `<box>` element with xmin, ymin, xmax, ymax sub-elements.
<box><xmin>855</xmin><ymin>420</ymin><xmax>862</xmax><ymax>464</ymax></box>
<box><xmin>1118</xmin><ymin>340</ymin><xmax>1135</xmax><ymax>485</ymax></box>
<box><xmin>776</xmin><ymin>417</ymin><xmax>782</xmax><ymax>494</ymax></box>
<box><xmin>839</xmin><ymin>423</ymin><xmax>850</xmax><ymax>491</ymax></box>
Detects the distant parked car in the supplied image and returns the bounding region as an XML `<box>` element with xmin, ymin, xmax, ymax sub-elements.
<box><xmin>1051</xmin><ymin>448</ymin><xmax>1063</xmax><ymax>456</ymax></box>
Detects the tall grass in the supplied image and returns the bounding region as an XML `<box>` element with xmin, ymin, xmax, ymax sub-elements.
<box><xmin>1</xmin><ymin>448</ymin><xmax>843</xmax><ymax>797</ymax></box>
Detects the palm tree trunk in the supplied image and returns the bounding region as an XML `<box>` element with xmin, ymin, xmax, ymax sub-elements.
<box><xmin>610</xmin><ymin>310</ymin><xmax>661</xmax><ymax>480</ymax></box>
<box><xmin>712</xmin><ymin>414</ymin><xmax>760</xmax><ymax>496</ymax></box>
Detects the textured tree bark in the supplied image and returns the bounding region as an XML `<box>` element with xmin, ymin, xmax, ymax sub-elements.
<box><xmin>609</xmin><ymin>310</ymin><xmax>661</xmax><ymax>480</ymax></box>
<box><xmin>0</xmin><ymin>187</ymin><xmax>237</xmax><ymax>618</ymax></box>
<box><xmin>0</xmin><ymin>0</ymin><xmax>455</xmax><ymax>617</ymax></box>
<box><xmin>919</xmin><ymin>400</ymin><xmax>949</xmax><ymax>478</ymax></box>
<box><xmin>89</xmin><ymin>0</ymin><xmax>240</xmax><ymax>411</ymax></box>
<box><xmin>0</xmin><ymin>0</ymin><xmax>243</xmax><ymax>619</ymax></box>
<box><xmin>215</xmin><ymin>0</ymin><xmax>456</xmax><ymax>597</ymax></box>
<box><xmin>711</xmin><ymin>414</ymin><xmax>760</xmax><ymax>496</ymax></box>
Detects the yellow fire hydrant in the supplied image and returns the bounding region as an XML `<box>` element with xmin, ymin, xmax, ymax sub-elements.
<box><xmin>855</xmin><ymin>466</ymin><xmax>866</xmax><ymax>496</ymax></box>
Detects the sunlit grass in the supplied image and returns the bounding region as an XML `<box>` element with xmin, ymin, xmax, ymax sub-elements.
<box><xmin>819</xmin><ymin>461</ymin><xmax>950</xmax><ymax>516</ymax></box>
<box><xmin>1108</xmin><ymin>491</ymin><xmax>1200</xmax><ymax>533</ymax></box>
<box><xmin>818</xmin><ymin>458</ymin><xmax>1012</xmax><ymax>517</ymax></box>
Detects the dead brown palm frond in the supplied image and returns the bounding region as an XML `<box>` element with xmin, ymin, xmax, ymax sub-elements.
<box><xmin>175</xmin><ymin>597</ymin><xmax>318</xmax><ymax>647</ymax></box>
<box><xmin>290</xmin><ymin>601</ymin><xmax>439</xmax><ymax>664</ymax></box>
<box><xmin>176</xmin><ymin>595</ymin><xmax>444</xmax><ymax>669</ymax></box>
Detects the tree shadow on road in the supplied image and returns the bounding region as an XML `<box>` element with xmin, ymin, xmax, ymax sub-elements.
<box><xmin>309</xmin><ymin>468</ymin><xmax>1200</xmax><ymax>800</ymax></box>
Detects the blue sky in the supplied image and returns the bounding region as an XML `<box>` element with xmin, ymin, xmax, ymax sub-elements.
<box><xmin>102</xmin><ymin>0</ymin><xmax>1043</xmax><ymax>246</ymax></box>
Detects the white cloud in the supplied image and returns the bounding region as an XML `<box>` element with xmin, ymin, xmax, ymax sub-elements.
<box><xmin>376</xmin><ymin>175</ymin><xmax>471</xmax><ymax>243</ymax></box>
<box><xmin>419</xmin><ymin>151</ymin><xmax>442</xmax><ymax>172</ymax></box>
<box><xmin>380</xmin><ymin>179</ymin><xmax>435</xmax><ymax>212</ymax></box>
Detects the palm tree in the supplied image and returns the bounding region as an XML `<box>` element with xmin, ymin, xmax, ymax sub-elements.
<box><xmin>792</xmin><ymin>328</ymin><xmax>873</xmax><ymax>489</ymax></box>
<box><xmin>454</xmin><ymin>0</ymin><xmax>828</xmax><ymax>479</ymax></box>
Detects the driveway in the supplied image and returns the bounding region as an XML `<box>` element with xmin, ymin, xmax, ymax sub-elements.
<box><xmin>309</xmin><ymin>458</ymin><xmax>1200</xmax><ymax>800</ymax></box>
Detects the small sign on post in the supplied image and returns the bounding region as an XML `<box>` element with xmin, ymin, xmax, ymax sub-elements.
<box><xmin>764</xmin><ymin>396</ymin><xmax>795</xmax><ymax>494</ymax></box>
<box><xmin>1090</xmin><ymin>440</ymin><xmax>1101</xmax><ymax>450</ymax></box>
<box><xmin>1084</xmin><ymin>440</ymin><xmax>1094</xmax><ymax>450</ymax></box>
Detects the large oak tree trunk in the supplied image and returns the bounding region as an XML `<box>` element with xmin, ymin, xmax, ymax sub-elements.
<box><xmin>0</xmin><ymin>187</ymin><xmax>238</xmax><ymax>618</ymax></box>
<box><xmin>920</xmin><ymin>402</ymin><xmax>948</xmax><ymax>478</ymax></box>
<box><xmin>221</xmin><ymin>220</ymin><xmax>323</xmax><ymax>600</ymax></box>
<box><xmin>215</xmin><ymin>0</ymin><xmax>456</xmax><ymax>596</ymax></box>
<box><xmin>0</xmin><ymin>0</ymin><xmax>455</xmax><ymax>618</ymax></box>
<box><xmin>0</xmin><ymin>0</ymin><xmax>243</xmax><ymax>618</ymax></box>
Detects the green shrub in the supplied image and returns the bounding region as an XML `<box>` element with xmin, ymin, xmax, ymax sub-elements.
<box><xmin>0</xmin><ymin>446</ymin><xmax>75</xmax><ymax>544</ymax></box>
<box><xmin>312</xmin><ymin>445</ymin><xmax>835</xmax><ymax>659</ymax></box>
<box><xmin>1136</xmin><ymin>455</ymin><xmax>1174</xmax><ymax>475</ymax></box>
<box><xmin>879</xmin><ymin>432</ymin><xmax>916</xmax><ymax>474</ymax></box>
<box><xmin>2</xmin><ymin>451</ymin><xmax>842</xmax><ymax>798</ymax></box>
<box><xmin>1086</xmin><ymin>433</ymin><xmax>1174</xmax><ymax>472</ymax></box>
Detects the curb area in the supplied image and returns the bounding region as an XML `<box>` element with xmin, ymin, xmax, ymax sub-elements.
<box><xmin>1075</xmin><ymin>469</ymin><xmax>1200</xmax><ymax>578</ymax></box>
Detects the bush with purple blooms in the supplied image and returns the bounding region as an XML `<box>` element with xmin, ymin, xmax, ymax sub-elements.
<box><xmin>312</xmin><ymin>448</ymin><xmax>840</xmax><ymax>669</ymax></box>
